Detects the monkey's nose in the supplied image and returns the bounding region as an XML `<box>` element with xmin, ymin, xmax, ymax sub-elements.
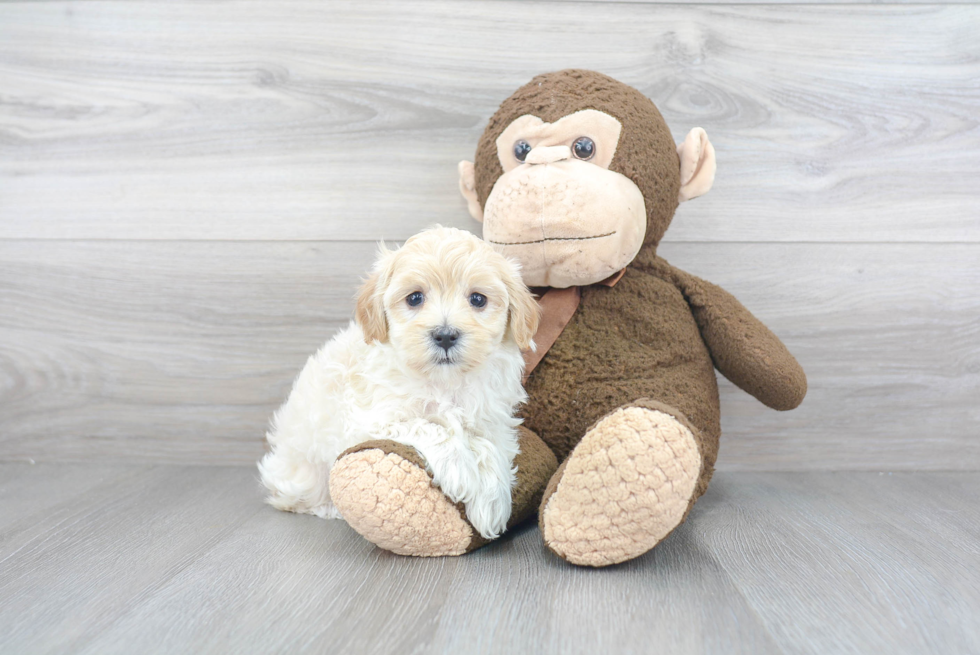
<box><xmin>431</xmin><ymin>327</ymin><xmax>461</xmax><ymax>352</ymax></box>
<box><xmin>525</xmin><ymin>145</ymin><xmax>571</xmax><ymax>165</ymax></box>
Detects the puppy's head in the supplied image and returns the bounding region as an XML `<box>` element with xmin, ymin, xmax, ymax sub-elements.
<box><xmin>355</xmin><ymin>226</ymin><xmax>539</xmax><ymax>375</ymax></box>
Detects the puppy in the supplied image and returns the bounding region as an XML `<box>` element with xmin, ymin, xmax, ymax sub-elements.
<box><xmin>258</xmin><ymin>226</ymin><xmax>539</xmax><ymax>539</ymax></box>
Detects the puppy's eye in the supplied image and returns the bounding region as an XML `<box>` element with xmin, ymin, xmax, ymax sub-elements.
<box><xmin>573</xmin><ymin>137</ymin><xmax>595</xmax><ymax>160</ymax></box>
<box><xmin>469</xmin><ymin>292</ymin><xmax>487</xmax><ymax>309</ymax></box>
<box><xmin>406</xmin><ymin>292</ymin><xmax>424</xmax><ymax>307</ymax></box>
<box><xmin>513</xmin><ymin>140</ymin><xmax>531</xmax><ymax>162</ymax></box>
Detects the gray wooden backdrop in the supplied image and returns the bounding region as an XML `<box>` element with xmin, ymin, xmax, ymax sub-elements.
<box><xmin>1</xmin><ymin>1</ymin><xmax>978</xmax><ymax>469</ymax></box>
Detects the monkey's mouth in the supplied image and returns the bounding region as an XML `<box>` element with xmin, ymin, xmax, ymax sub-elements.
<box><xmin>487</xmin><ymin>231</ymin><xmax>616</xmax><ymax>246</ymax></box>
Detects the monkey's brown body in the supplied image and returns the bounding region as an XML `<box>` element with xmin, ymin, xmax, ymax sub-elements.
<box><xmin>523</xmin><ymin>252</ymin><xmax>721</xmax><ymax>500</ymax></box>
<box><xmin>518</xmin><ymin>243</ymin><xmax>805</xmax><ymax>565</ymax></box>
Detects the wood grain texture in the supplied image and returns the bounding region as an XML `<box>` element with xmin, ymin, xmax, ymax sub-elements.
<box><xmin>2</xmin><ymin>465</ymin><xmax>978</xmax><ymax>654</ymax></box>
<box><xmin>0</xmin><ymin>462</ymin><xmax>148</xmax><ymax>535</ymax></box>
<box><xmin>1</xmin><ymin>2</ymin><xmax>978</xmax><ymax>242</ymax></box>
<box><xmin>698</xmin><ymin>472</ymin><xmax>980</xmax><ymax>654</ymax></box>
<box><xmin>0</xmin><ymin>465</ymin><xmax>263</xmax><ymax>653</ymax></box>
<box><xmin>1</xmin><ymin>240</ymin><xmax>977</xmax><ymax>469</ymax></box>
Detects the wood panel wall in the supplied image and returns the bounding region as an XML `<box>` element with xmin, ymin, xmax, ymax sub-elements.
<box><xmin>1</xmin><ymin>1</ymin><xmax>978</xmax><ymax>468</ymax></box>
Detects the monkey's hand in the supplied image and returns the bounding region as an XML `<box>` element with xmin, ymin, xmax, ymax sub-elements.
<box><xmin>658</xmin><ymin>259</ymin><xmax>807</xmax><ymax>411</ymax></box>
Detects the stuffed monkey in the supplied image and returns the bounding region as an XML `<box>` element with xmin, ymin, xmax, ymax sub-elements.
<box><xmin>330</xmin><ymin>70</ymin><xmax>806</xmax><ymax>566</ymax></box>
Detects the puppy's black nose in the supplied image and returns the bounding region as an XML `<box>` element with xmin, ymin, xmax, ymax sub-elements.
<box><xmin>431</xmin><ymin>327</ymin><xmax>460</xmax><ymax>352</ymax></box>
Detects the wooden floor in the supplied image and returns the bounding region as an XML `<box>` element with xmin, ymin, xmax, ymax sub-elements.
<box><xmin>1</xmin><ymin>464</ymin><xmax>977</xmax><ymax>654</ymax></box>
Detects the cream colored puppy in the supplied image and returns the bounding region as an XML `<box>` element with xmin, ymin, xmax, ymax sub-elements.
<box><xmin>258</xmin><ymin>227</ymin><xmax>539</xmax><ymax>539</ymax></box>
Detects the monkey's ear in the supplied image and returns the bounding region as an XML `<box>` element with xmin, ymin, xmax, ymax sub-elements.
<box><xmin>458</xmin><ymin>160</ymin><xmax>484</xmax><ymax>223</ymax></box>
<box><xmin>355</xmin><ymin>246</ymin><xmax>394</xmax><ymax>343</ymax></box>
<box><xmin>677</xmin><ymin>128</ymin><xmax>717</xmax><ymax>202</ymax></box>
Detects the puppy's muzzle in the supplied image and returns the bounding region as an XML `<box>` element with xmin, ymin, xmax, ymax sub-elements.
<box><xmin>431</xmin><ymin>327</ymin><xmax>461</xmax><ymax>353</ymax></box>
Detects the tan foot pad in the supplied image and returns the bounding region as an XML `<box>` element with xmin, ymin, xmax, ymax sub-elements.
<box><xmin>329</xmin><ymin>448</ymin><xmax>474</xmax><ymax>557</ymax></box>
<box><xmin>541</xmin><ymin>406</ymin><xmax>701</xmax><ymax>567</ymax></box>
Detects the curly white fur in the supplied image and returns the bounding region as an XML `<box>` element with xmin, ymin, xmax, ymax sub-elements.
<box><xmin>258</xmin><ymin>227</ymin><xmax>538</xmax><ymax>540</ymax></box>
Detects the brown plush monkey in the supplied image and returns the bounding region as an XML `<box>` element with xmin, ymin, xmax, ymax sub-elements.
<box><xmin>329</xmin><ymin>70</ymin><xmax>806</xmax><ymax>566</ymax></box>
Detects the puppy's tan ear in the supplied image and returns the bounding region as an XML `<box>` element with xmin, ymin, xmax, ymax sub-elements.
<box><xmin>504</xmin><ymin>262</ymin><xmax>540</xmax><ymax>351</ymax></box>
<box><xmin>355</xmin><ymin>245</ymin><xmax>394</xmax><ymax>344</ymax></box>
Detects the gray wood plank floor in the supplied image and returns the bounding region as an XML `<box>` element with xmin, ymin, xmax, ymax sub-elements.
<box><xmin>1</xmin><ymin>464</ymin><xmax>977</xmax><ymax>654</ymax></box>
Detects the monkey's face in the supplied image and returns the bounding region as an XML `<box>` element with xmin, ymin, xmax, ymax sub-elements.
<box><xmin>479</xmin><ymin>110</ymin><xmax>645</xmax><ymax>288</ymax></box>
<box><xmin>459</xmin><ymin>71</ymin><xmax>718</xmax><ymax>290</ymax></box>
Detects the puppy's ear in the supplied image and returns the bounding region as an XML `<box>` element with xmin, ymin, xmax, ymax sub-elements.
<box><xmin>503</xmin><ymin>261</ymin><xmax>540</xmax><ymax>351</ymax></box>
<box><xmin>355</xmin><ymin>245</ymin><xmax>394</xmax><ymax>344</ymax></box>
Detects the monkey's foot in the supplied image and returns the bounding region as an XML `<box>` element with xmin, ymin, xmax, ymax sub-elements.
<box><xmin>329</xmin><ymin>440</ymin><xmax>477</xmax><ymax>557</ymax></box>
<box><xmin>330</xmin><ymin>428</ymin><xmax>557</xmax><ymax>557</ymax></box>
<box><xmin>539</xmin><ymin>401</ymin><xmax>702</xmax><ymax>567</ymax></box>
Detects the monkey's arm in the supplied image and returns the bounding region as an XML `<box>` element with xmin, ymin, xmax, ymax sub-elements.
<box><xmin>655</xmin><ymin>259</ymin><xmax>807</xmax><ymax>411</ymax></box>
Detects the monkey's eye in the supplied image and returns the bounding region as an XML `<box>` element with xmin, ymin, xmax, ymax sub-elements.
<box><xmin>572</xmin><ymin>137</ymin><xmax>595</xmax><ymax>160</ymax></box>
<box><xmin>513</xmin><ymin>140</ymin><xmax>532</xmax><ymax>162</ymax></box>
<box><xmin>469</xmin><ymin>292</ymin><xmax>487</xmax><ymax>309</ymax></box>
<box><xmin>406</xmin><ymin>291</ymin><xmax>424</xmax><ymax>307</ymax></box>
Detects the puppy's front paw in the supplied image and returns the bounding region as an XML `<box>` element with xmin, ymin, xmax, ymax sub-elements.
<box><xmin>427</xmin><ymin>464</ymin><xmax>469</xmax><ymax>506</ymax></box>
<box><xmin>464</xmin><ymin>480</ymin><xmax>513</xmax><ymax>540</ymax></box>
<box><xmin>424</xmin><ymin>455</ymin><xmax>513</xmax><ymax>540</ymax></box>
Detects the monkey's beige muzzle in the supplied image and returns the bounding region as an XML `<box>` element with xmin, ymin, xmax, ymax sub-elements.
<box><xmin>482</xmin><ymin>161</ymin><xmax>646</xmax><ymax>288</ymax></box>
